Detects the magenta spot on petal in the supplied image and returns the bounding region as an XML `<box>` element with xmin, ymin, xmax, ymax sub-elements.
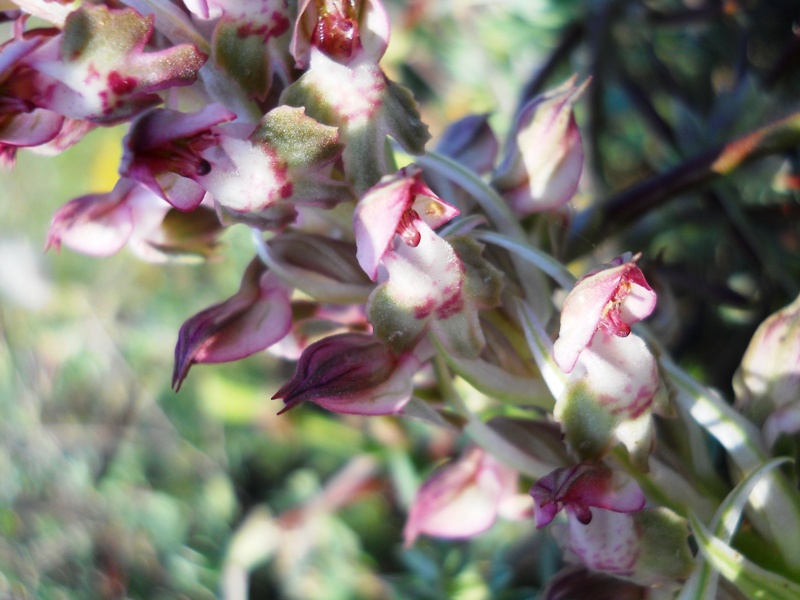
<box><xmin>414</xmin><ymin>297</ymin><xmax>436</xmax><ymax>319</ymax></box>
<box><xmin>107</xmin><ymin>71</ymin><xmax>137</xmax><ymax>95</ymax></box>
<box><xmin>279</xmin><ymin>182</ymin><xmax>293</xmax><ymax>199</ymax></box>
<box><xmin>436</xmin><ymin>288</ymin><xmax>464</xmax><ymax>319</ymax></box>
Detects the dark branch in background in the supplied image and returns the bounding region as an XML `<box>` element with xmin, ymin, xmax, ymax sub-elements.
<box><xmin>763</xmin><ymin>27</ymin><xmax>800</xmax><ymax>89</ymax></box>
<box><xmin>642</xmin><ymin>3</ymin><xmax>728</xmax><ymax>27</ymax></box>
<box><xmin>585</xmin><ymin>0</ymin><xmax>620</xmax><ymax>191</ymax></box>
<box><xmin>569</xmin><ymin>110</ymin><xmax>800</xmax><ymax>252</ymax></box>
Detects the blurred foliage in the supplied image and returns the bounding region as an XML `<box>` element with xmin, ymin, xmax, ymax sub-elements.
<box><xmin>2</xmin><ymin>0</ymin><xmax>800</xmax><ymax>598</ymax></box>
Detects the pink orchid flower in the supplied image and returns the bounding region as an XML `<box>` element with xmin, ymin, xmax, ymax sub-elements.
<box><xmin>404</xmin><ymin>446</ymin><xmax>523</xmax><ymax>546</ymax></box>
<box><xmin>529</xmin><ymin>463</ymin><xmax>645</xmax><ymax>529</ymax></box>
<box><xmin>26</xmin><ymin>5</ymin><xmax>206</xmax><ymax>125</ymax></box>
<box><xmin>552</xmin><ymin>255</ymin><xmax>663</xmax><ymax>468</ymax></box>
<box><xmin>354</xmin><ymin>167</ymin><xmax>501</xmax><ymax>357</ymax></box>
<box><xmin>353</xmin><ymin>164</ymin><xmax>459</xmax><ymax>281</ymax></box>
<box><xmin>120</xmin><ymin>104</ymin><xmax>236</xmax><ymax>211</ymax></box>
<box><xmin>291</xmin><ymin>0</ymin><xmax>390</xmax><ymax>69</ymax></box>
<box><xmin>553</xmin><ymin>253</ymin><xmax>657</xmax><ymax>374</ymax></box>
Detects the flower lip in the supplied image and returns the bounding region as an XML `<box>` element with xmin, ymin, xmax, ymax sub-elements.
<box><xmin>529</xmin><ymin>463</ymin><xmax>645</xmax><ymax>529</ymax></box>
<box><xmin>354</xmin><ymin>164</ymin><xmax>459</xmax><ymax>281</ymax></box>
<box><xmin>553</xmin><ymin>253</ymin><xmax>656</xmax><ymax>374</ymax></box>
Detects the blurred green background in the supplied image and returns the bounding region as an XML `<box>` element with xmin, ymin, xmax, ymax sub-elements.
<box><xmin>3</xmin><ymin>0</ymin><xmax>800</xmax><ymax>598</ymax></box>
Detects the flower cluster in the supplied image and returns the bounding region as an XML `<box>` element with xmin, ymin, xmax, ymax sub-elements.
<box><xmin>8</xmin><ymin>0</ymin><xmax>800</xmax><ymax>596</ymax></box>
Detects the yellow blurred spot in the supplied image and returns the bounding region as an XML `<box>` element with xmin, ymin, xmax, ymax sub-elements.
<box><xmin>89</xmin><ymin>126</ymin><xmax>125</xmax><ymax>191</ymax></box>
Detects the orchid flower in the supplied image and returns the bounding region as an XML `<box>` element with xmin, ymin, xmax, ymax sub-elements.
<box><xmin>25</xmin><ymin>5</ymin><xmax>206</xmax><ymax>124</ymax></box>
<box><xmin>200</xmin><ymin>105</ymin><xmax>353</xmax><ymax>230</ymax></box>
<box><xmin>120</xmin><ymin>103</ymin><xmax>236</xmax><ymax>211</ymax></box>
<box><xmin>529</xmin><ymin>463</ymin><xmax>645</xmax><ymax>529</ymax></box>
<box><xmin>281</xmin><ymin>0</ymin><xmax>428</xmax><ymax>192</ymax></box>
<box><xmin>272</xmin><ymin>332</ymin><xmax>430</xmax><ymax>415</ymax></box>
<box><xmin>492</xmin><ymin>76</ymin><xmax>588</xmax><ymax>215</ymax></box>
<box><xmin>354</xmin><ymin>166</ymin><xmax>502</xmax><ymax>357</ymax></box>
<box><xmin>172</xmin><ymin>257</ymin><xmax>293</xmax><ymax>390</ymax></box>
<box><xmin>0</xmin><ymin>29</ymin><xmax>61</xmax><ymax>143</ymax></box>
<box><xmin>551</xmin><ymin>255</ymin><xmax>666</xmax><ymax>468</ymax></box>
<box><xmin>45</xmin><ymin>178</ymin><xmax>225</xmax><ymax>262</ymax></box>
<box><xmin>291</xmin><ymin>0</ymin><xmax>390</xmax><ymax>69</ymax></box>
<box><xmin>530</xmin><ymin>464</ymin><xmax>692</xmax><ymax>586</ymax></box>
<box><xmin>734</xmin><ymin>292</ymin><xmax>800</xmax><ymax>448</ymax></box>
<box><xmin>404</xmin><ymin>446</ymin><xmax>525</xmax><ymax>546</ymax></box>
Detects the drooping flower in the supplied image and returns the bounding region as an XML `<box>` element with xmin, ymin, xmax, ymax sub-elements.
<box><xmin>553</xmin><ymin>253</ymin><xmax>656</xmax><ymax>374</ymax></box>
<box><xmin>492</xmin><ymin>76</ymin><xmax>588</xmax><ymax>215</ymax></box>
<box><xmin>529</xmin><ymin>463</ymin><xmax>645</xmax><ymax>529</ymax></box>
<box><xmin>354</xmin><ymin>167</ymin><xmax>502</xmax><ymax>357</ymax></box>
<box><xmin>551</xmin><ymin>255</ymin><xmax>664</xmax><ymax>468</ymax></box>
<box><xmin>291</xmin><ymin>0</ymin><xmax>390</xmax><ymax>69</ymax></box>
<box><xmin>45</xmin><ymin>178</ymin><xmax>168</xmax><ymax>257</ymax></box>
<box><xmin>25</xmin><ymin>5</ymin><xmax>207</xmax><ymax>124</ymax></box>
<box><xmin>172</xmin><ymin>257</ymin><xmax>293</xmax><ymax>390</ymax></box>
<box><xmin>200</xmin><ymin>105</ymin><xmax>352</xmax><ymax>230</ymax></box>
<box><xmin>120</xmin><ymin>103</ymin><xmax>236</xmax><ymax>211</ymax></box>
<box><xmin>404</xmin><ymin>446</ymin><xmax>524</xmax><ymax>546</ymax></box>
<box><xmin>45</xmin><ymin>178</ymin><xmax>226</xmax><ymax>262</ymax></box>
<box><xmin>272</xmin><ymin>332</ymin><xmax>429</xmax><ymax>415</ymax></box>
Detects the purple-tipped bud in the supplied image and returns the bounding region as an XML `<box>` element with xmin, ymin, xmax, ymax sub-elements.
<box><xmin>272</xmin><ymin>332</ymin><xmax>423</xmax><ymax>415</ymax></box>
<box><xmin>492</xmin><ymin>76</ymin><xmax>588</xmax><ymax>214</ymax></box>
<box><xmin>435</xmin><ymin>113</ymin><xmax>499</xmax><ymax>175</ymax></box>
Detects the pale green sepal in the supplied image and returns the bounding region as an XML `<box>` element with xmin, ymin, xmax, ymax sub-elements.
<box><xmin>632</xmin><ymin>508</ymin><xmax>694</xmax><ymax>585</ymax></box>
<box><xmin>515</xmin><ymin>299</ymin><xmax>568</xmax><ymax>400</ymax></box>
<box><xmin>556</xmin><ymin>379</ymin><xmax>616</xmax><ymax>462</ymax></box>
<box><xmin>688</xmin><ymin>512</ymin><xmax>800</xmax><ymax>600</ymax></box>
<box><xmin>213</xmin><ymin>20</ymin><xmax>271</xmax><ymax>101</ymax></box>
<box><xmin>679</xmin><ymin>458</ymin><xmax>793</xmax><ymax>600</ymax></box>
<box><xmin>383</xmin><ymin>79</ymin><xmax>430</xmax><ymax>156</ymax></box>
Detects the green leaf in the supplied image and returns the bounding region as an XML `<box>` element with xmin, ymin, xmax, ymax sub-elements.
<box><xmin>679</xmin><ymin>458</ymin><xmax>792</xmax><ymax>600</ymax></box>
<box><xmin>689</xmin><ymin>512</ymin><xmax>800</xmax><ymax>600</ymax></box>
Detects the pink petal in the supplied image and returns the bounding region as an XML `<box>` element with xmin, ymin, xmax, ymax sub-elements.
<box><xmin>404</xmin><ymin>447</ymin><xmax>517</xmax><ymax>546</ymax></box>
<box><xmin>173</xmin><ymin>260</ymin><xmax>292</xmax><ymax>389</ymax></box>
<box><xmin>553</xmin><ymin>258</ymin><xmax>656</xmax><ymax>373</ymax></box>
